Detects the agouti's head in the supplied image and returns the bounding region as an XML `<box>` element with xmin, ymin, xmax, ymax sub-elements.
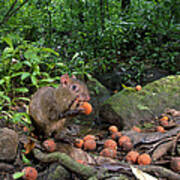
<box><xmin>61</xmin><ymin>74</ymin><xmax>90</xmax><ymax>102</ymax></box>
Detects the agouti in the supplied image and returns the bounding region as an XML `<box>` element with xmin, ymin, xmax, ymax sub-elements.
<box><xmin>29</xmin><ymin>74</ymin><xmax>90</xmax><ymax>136</ymax></box>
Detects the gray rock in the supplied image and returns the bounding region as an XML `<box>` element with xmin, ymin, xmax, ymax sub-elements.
<box><xmin>99</xmin><ymin>75</ymin><xmax>180</xmax><ymax>129</ymax></box>
<box><xmin>0</xmin><ymin>128</ymin><xmax>19</xmax><ymax>161</ymax></box>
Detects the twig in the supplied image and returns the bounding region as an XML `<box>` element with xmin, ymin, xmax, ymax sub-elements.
<box><xmin>0</xmin><ymin>0</ymin><xmax>29</xmax><ymax>26</ymax></box>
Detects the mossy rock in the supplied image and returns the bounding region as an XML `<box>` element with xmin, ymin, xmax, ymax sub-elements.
<box><xmin>99</xmin><ymin>75</ymin><xmax>180</xmax><ymax>129</ymax></box>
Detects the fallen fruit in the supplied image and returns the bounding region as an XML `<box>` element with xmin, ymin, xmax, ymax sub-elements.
<box><xmin>122</xmin><ymin>141</ymin><xmax>133</xmax><ymax>151</ymax></box>
<box><xmin>160</xmin><ymin>116</ymin><xmax>169</xmax><ymax>122</ymax></box>
<box><xmin>137</xmin><ymin>153</ymin><xmax>151</xmax><ymax>165</ymax></box>
<box><xmin>43</xmin><ymin>139</ymin><xmax>56</xmax><ymax>152</ymax></box>
<box><xmin>108</xmin><ymin>125</ymin><xmax>118</xmax><ymax>134</ymax></box>
<box><xmin>126</xmin><ymin>151</ymin><xmax>139</xmax><ymax>164</ymax></box>
<box><xmin>74</xmin><ymin>138</ymin><xmax>84</xmax><ymax>148</ymax></box>
<box><xmin>76</xmin><ymin>159</ymin><xmax>86</xmax><ymax>165</ymax></box>
<box><xmin>156</xmin><ymin>126</ymin><xmax>165</xmax><ymax>133</ymax></box>
<box><xmin>111</xmin><ymin>132</ymin><xmax>122</xmax><ymax>140</ymax></box>
<box><xmin>135</xmin><ymin>85</ymin><xmax>142</xmax><ymax>91</ymax></box>
<box><xmin>100</xmin><ymin>148</ymin><xmax>117</xmax><ymax>158</ymax></box>
<box><xmin>80</xmin><ymin>102</ymin><xmax>92</xmax><ymax>115</ymax></box>
<box><xmin>118</xmin><ymin>136</ymin><xmax>131</xmax><ymax>147</ymax></box>
<box><xmin>22</xmin><ymin>167</ymin><xmax>38</xmax><ymax>180</ymax></box>
<box><xmin>84</xmin><ymin>139</ymin><xmax>96</xmax><ymax>151</ymax></box>
<box><xmin>104</xmin><ymin>139</ymin><xmax>117</xmax><ymax>150</ymax></box>
<box><xmin>160</xmin><ymin>120</ymin><xmax>169</xmax><ymax>127</ymax></box>
<box><xmin>132</xmin><ymin>126</ymin><xmax>141</xmax><ymax>133</ymax></box>
<box><xmin>83</xmin><ymin>134</ymin><xmax>96</xmax><ymax>141</ymax></box>
<box><xmin>170</xmin><ymin>157</ymin><xmax>180</xmax><ymax>172</ymax></box>
<box><xmin>23</xmin><ymin>126</ymin><xmax>29</xmax><ymax>133</ymax></box>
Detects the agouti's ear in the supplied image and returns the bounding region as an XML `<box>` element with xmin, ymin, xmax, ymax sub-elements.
<box><xmin>61</xmin><ymin>74</ymin><xmax>69</xmax><ymax>86</ymax></box>
<box><xmin>72</xmin><ymin>74</ymin><xmax>77</xmax><ymax>79</ymax></box>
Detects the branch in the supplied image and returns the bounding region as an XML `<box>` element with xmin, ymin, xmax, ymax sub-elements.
<box><xmin>0</xmin><ymin>0</ymin><xmax>18</xmax><ymax>25</ymax></box>
<box><xmin>0</xmin><ymin>0</ymin><xmax>29</xmax><ymax>26</ymax></box>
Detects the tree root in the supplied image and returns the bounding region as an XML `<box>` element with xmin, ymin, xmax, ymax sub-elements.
<box><xmin>33</xmin><ymin>148</ymin><xmax>96</xmax><ymax>179</ymax></box>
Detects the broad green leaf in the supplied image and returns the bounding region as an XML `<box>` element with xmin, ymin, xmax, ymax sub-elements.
<box><xmin>31</xmin><ymin>75</ymin><xmax>38</xmax><ymax>87</ymax></box>
<box><xmin>24</xmin><ymin>49</ymin><xmax>38</xmax><ymax>61</ymax></box>
<box><xmin>0</xmin><ymin>79</ymin><xmax>5</xmax><ymax>85</ymax></box>
<box><xmin>23</xmin><ymin>61</ymin><xmax>32</xmax><ymax>67</ymax></box>
<box><xmin>11</xmin><ymin>72</ymin><xmax>24</xmax><ymax>78</ymax></box>
<box><xmin>41</xmin><ymin>47</ymin><xmax>59</xmax><ymax>56</ymax></box>
<box><xmin>72</xmin><ymin>52</ymin><xmax>79</xmax><ymax>60</ymax></box>
<box><xmin>56</xmin><ymin>62</ymin><xmax>66</xmax><ymax>68</ymax></box>
<box><xmin>40</xmin><ymin>78</ymin><xmax>55</xmax><ymax>83</ymax></box>
<box><xmin>12</xmin><ymin>112</ymin><xmax>31</xmax><ymax>124</ymax></box>
<box><xmin>21</xmin><ymin>72</ymin><xmax>30</xmax><ymax>80</ymax></box>
<box><xmin>2</xmin><ymin>36</ymin><xmax>14</xmax><ymax>49</ymax></box>
<box><xmin>12</xmin><ymin>172</ymin><xmax>25</xmax><ymax>179</ymax></box>
<box><xmin>15</xmin><ymin>87</ymin><xmax>29</xmax><ymax>93</ymax></box>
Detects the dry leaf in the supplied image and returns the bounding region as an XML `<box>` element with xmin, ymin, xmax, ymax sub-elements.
<box><xmin>131</xmin><ymin>165</ymin><xmax>157</xmax><ymax>180</ymax></box>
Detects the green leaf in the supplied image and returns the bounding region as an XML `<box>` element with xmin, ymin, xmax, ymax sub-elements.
<box><xmin>0</xmin><ymin>79</ymin><xmax>5</xmax><ymax>85</ymax></box>
<box><xmin>21</xmin><ymin>72</ymin><xmax>31</xmax><ymax>81</ymax></box>
<box><xmin>11</xmin><ymin>72</ymin><xmax>24</xmax><ymax>78</ymax></box>
<box><xmin>12</xmin><ymin>172</ymin><xmax>25</xmax><ymax>179</ymax></box>
<box><xmin>137</xmin><ymin>104</ymin><xmax>150</xmax><ymax>111</ymax></box>
<box><xmin>13</xmin><ymin>97</ymin><xmax>30</xmax><ymax>102</ymax></box>
<box><xmin>24</xmin><ymin>49</ymin><xmax>38</xmax><ymax>61</ymax></box>
<box><xmin>12</xmin><ymin>112</ymin><xmax>31</xmax><ymax>124</ymax></box>
<box><xmin>0</xmin><ymin>92</ymin><xmax>11</xmax><ymax>103</ymax></box>
<box><xmin>122</xmin><ymin>84</ymin><xmax>136</xmax><ymax>91</ymax></box>
<box><xmin>40</xmin><ymin>78</ymin><xmax>55</xmax><ymax>83</ymax></box>
<box><xmin>41</xmin><ymin>47</ymin><xmax>59</xmax><ymax>56</ymax></box>
<box><xmin>23</xmin><ymin>61</ymin><xmax>32</xmax><ymax>67</ymax></box>
<box><xmin>22</xmin><ymin>154</ymin><xmax>31</xmax><ymax>165</ymax></box>
<box><xmin>31</xmin><ymin>75</ymin><xmax>38</xmax><ymax>87</ymax></box>
<box><xmin>15</xmin><ymin>88</ymin><xmax>29</xmax><ymax>93</ymax></box>
<box><xmin>2</xmin><ymin>36</ymin><xmax>14</xmax><ymax>49</ymax></box>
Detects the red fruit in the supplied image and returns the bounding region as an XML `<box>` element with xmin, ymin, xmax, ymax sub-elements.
<box><xmin>156</xmin><ymin>126</ymin><xmax>165</xmax><ymax>133</ymax></box>
<box><xmin>111</xmin><ymin>132</ymin><xmax>122</xmax><ymax>140</ymax></box>
<box><xmin>100</xmin><ymin>148</ymin><xmax>117</xmax><ymax>158</ymax></box>
<box><xmin>132</xmin><ymin>126</ymin><xmax>141</xmax><ymax>133</ymax></box>
<box><xmin>22</xmin><ymin>167</ymin><xmax>38</xmax><ymax>180</ymax></box>
<box><xmin>74</xmin><ymin>139</ymin><xmax>84</xmax><ymax>148</ymax></box>
<box><xmin>126</xmin><ymin>151</ymin><xmax>140</xmax><ymax>164</ymax></box>
<box><xmin>76</xmin><ymin>159</ymin><xmax>86</xmax><ymax>165</ymax></box>
<box><xmin>104</xmin><ymin>139</ymin><xmax>117</xmax><ymax>150</ymax></box>
<box><xmin>135</xmin><ymin>85</ymin><xmax>142</xmax><ymax>91</ymax></box>
<box><xmin>108</xmin><ymin>125</ymin><xmax>118</xmax><ymax>134</ymax></box>
<box><xmin>160</xmin><ymin>120</ymin><xmax>169</xmax><ymax>126</ymax></box>
<box><xmin>122</xmin><ymin>141</ymin><xmax>133</xmax><ymax>152</ymax></box>
<box><xmin>80</xmin><ymin>102</ymin><xmax>92</xmax><ymax>115</ymax></box>
<box><xmin>43</xmin><ymin>139</ymin><xmax>56</xmax><ymax>152</ymax></box>
<box><xmin>137</xmin><ymin>153</ymin><xmax>151</xmax><ymax>165</ymax></box>
<box><xmin>83</xmin><ymin>135</ymin><xmax>96</xmax><ymax>141</ymax></box>
<box><xmin>118</xmin><ymin>136</ymin><xmax>131</xmax><ymax>147</ymax></box>
<box><xmin>84</xmin><ymin>139</ymin><xmax>96</xmax><ymax>151</ymax></box>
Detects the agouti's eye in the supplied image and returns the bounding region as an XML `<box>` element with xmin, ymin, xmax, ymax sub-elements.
<box><xmin>71</xmin><ymin>85</ymin><xmax>77</xmax><ymax>91</ymax></box>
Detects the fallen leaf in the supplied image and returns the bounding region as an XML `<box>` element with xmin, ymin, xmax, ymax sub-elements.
<box><xmin>131</xmin><ymin>165</ymin><xmax>158</xmax><ymax>180</ymax></box>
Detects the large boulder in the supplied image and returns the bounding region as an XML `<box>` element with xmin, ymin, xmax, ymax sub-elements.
<box><xmin>99</xmin><ymin>75</ymin><xmax>180</xmax><ymax>129</ymax></box>
<box><xmin>0</xmin><ymin>128</ymin><xmax>19</xmax><ymax>161</ymax></box>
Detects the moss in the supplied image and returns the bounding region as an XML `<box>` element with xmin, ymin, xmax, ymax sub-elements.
<box><xmin>100</xmin><ymin>75</ymin><xmax>180</xmax><ymax>128</ymax></box>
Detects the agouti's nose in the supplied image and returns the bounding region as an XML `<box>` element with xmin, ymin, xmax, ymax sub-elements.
<box><xmin>86</xmin><ymin>95</ymin><xmax>90</xmax><ymax>101</ymax></box>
